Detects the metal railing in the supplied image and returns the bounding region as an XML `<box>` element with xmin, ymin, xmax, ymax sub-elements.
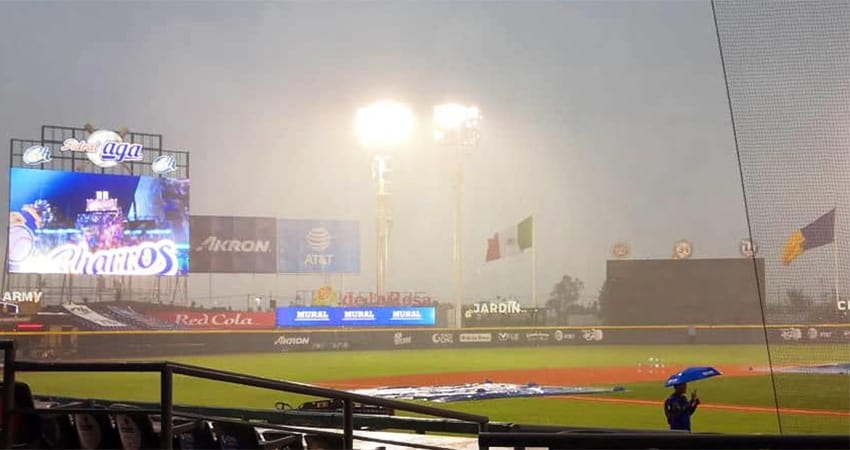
<box><xmin>0</xmin><ymin>340</ymin><xmax>489</xmax><ymax>449</ymax></box>
<box><xmin>478</xmin><ymin>432</ymin><xmax>850</xmax><ymax>449</ymax></box>
<box><xmin>31</xmin><ymin>395</ymin><xmax>520</xmax><ymax>436</ymax></box>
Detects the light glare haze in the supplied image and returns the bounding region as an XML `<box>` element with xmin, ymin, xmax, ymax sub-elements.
<box><xmin>0</xmin><ymin>1</ymin><xmax>748</xmax><ymax>307</ymax></box>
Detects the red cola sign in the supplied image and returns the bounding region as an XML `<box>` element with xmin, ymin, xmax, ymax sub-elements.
<box><xmin>150</xmin><ymin>311</ymin><xmax>275</xmax><ymax>329</ymax></box>
<box><xmin>295</xmin><ymin>290</ymin><xmax>433</xmax><ymax>306</ymax></box>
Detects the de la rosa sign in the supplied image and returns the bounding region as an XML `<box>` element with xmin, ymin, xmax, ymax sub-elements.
<box><xmin>340</xmin><ymin>291</ymin><xmax>433</xmax><ymax>306</ymax></box>
<box><xmin>150</xmin><ymin>311</ymin><xmax>275</xmax><ymax>329</ymax></box>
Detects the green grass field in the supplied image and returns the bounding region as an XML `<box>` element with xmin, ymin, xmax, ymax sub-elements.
<box><xmin>16</xmin><ymin>345</ymin><xmax>850</xmax><ymax>434</ymax></box>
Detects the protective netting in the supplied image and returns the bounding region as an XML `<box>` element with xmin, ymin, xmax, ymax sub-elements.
<box><xmin>713</xmin><ymin>0</ymin><xmax>850</xmax><ymax>433</ymax></box>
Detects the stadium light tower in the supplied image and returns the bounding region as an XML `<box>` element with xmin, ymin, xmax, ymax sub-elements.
<box><xmin>355</xmin><ymin>100</ymin><xmax>414</xmax><ymax>297</ymax></box>
<box><xmin>434</xmin><ymin>103</ymin><xmax>482</xmax><ymax>328</ymax></box>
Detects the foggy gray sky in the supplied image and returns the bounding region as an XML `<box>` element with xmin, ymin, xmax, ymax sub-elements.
<box><xmin>0</xmin><ymin>1</ymin><xmax>762</xmax><ymax>306</ymax></box>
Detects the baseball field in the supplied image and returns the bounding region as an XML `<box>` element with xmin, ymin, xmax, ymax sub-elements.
<box><xmin>15</xmin><ymin>344</ymin><xmax>850</xmax><ymax>435</ymax></box>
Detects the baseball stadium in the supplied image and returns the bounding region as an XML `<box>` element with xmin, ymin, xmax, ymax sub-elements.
<box><xmin>1</xmin><ymin>1</ymin><xmax>849</xmax><ymax>449</ymax></box>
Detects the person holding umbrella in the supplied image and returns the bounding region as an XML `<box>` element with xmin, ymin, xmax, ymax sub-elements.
<box><xmin>663</xmin><ymin>367</ymin><xmax>721</xmax><ymax>431</ymax></box>
<box><xmin>664</xmin><ymin>382</ymin><xmax>700</xmax><ymax>431</ymax></box>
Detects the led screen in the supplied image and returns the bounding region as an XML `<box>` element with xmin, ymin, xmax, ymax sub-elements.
<box><xmin>276</xmin><ymin>307</ymin><xmax>436</xmax><ymax>327</ymax></box>
<box><xmin>8</xmin><ymin>168</ymin><xmax>190</xmax><ymax>275</ymax></box>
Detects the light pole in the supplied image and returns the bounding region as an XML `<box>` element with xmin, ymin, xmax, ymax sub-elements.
<box><xmin>434</xmin><ymin>103</ymin><xmax>482</xmax><ymax>328</ymax></box>
<box><xmin>355</xmin><ymin>101</ymin><xmax>414</xmax><ymax>297</ymax></box>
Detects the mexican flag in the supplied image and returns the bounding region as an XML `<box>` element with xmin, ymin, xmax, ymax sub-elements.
<box><xmin>486</xmin><ymin>216</ymin><xmax>533</xmax><ymax>262</ymax></box>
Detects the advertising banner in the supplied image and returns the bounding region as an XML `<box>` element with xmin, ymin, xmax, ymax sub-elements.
<box><xmin>339</xmin><ymin>291</ymin><xmax>434</xmax><ymax>306</ymax></box>
<box><xmin>278</xmin><ymin>219</ymin><xmax>359</xmax><ymax>273</ymax></box>
<box><xmin>46</xmin><ymin>326</ymin><xmax>785</xmax><ymax>358</ymax></box>
<box><xmin>190</xmin><ymin>216</ymin><xmax>277</xmax><ymax>273</ymax></box>
<box><xmin>8</xmin><ymin>168</ymin><xmax>190</xmax><ymax>275</ymax></box>
<box><xmin>294</xmin><ymin>290</ymin><xmax>434</xmax><ymax>306</ymax></box>
<box><xmin>459</xmin><ymin>332</ymin><xmax>493</xmax><ymax>343</ymax></box>
<box><xmin>149</xmin><ymin>311</ymin><xmax>275</xmax><ymax>329</ymax></box>
<box><xmin>276</xmin><ymin>307</ymin><xmax>435</xmax><ymax>327</ymax></box>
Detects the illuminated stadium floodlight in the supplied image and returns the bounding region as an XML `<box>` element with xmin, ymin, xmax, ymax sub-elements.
<box><xmin>434</xmin><ymin>103</ymin><xmax>482</xmax><ymax>329</ymax></box>
<box><xmin>355</xmin><ymin>101</ymin><xmax>414</xmax><ymax>149</ymax></box>
<box><xmin>355</xmin><ymin>100</ymin><xmax>414</xmax><ymax>298</ymax></box>
<box><xmin>433</xmin><ymin>103</ymin><xmax>481</xmax><ymax>147</ymax></box>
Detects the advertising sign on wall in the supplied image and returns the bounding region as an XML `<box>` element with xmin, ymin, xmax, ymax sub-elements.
<box><xmin>149</xmin><ymin>311</ymin><xmax>275</xmax><ymax>329</ymax></box>
<box><xmin>294</xmin><ymin>290</ymin><xmax>434</xmax><ymax>306</ymax></box>
<box><xmin>8</xmin><ymin>168</ymin><xmax>190</xmax><ymax>275</ymax></box>
<box><xmin>459</xmin><ymin>333</ymin><xmax>493</xmax><ymax>343</ymax></box>
<box><xmin>278</xmin><ymin>219</ymin><xmax>359</xmax><ymax>273</ymax></box>
<box><xmin>190</xmin><ymin>216</ymin><xmax>277</xmax><ymax>273</ymax></box>
<box><xmin>276</xmin><ymin>307</ymin><xmax>435</xmax><ymax>327</ymax></box>
<box><xmin>21</xmin><ymin>325</ymin><xmax>798</xmax><ymax>359</ymax></box>
<box><xmin>59</xmin><ymin>129</ymin><xmax>144</xmax><ymax>169</ymax></box>
<box><xmin>339</xmin><ymin>291</ymin><xmax>434</xmax><ymax>306</ymax></box>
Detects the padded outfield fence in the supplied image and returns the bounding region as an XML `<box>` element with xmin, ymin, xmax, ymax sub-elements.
<box><xmin>3</xmin><ymin>323</ymin><xmax>849</xmax><ymax>359</ymax></box>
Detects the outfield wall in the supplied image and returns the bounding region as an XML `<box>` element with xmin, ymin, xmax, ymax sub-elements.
<box><xmin>8</xmin><ymin>324</ymin><xmax>850</xmax><ymax>359</ymax></box>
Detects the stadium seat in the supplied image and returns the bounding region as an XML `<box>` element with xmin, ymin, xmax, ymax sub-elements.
<box><xmin>39</xmin><ymin>412</ymin><xmax>80</xmax><ymax>449</ymax></box>
<box><xmin>0</xmin><ymin>382</ymin><xmax>41</xmax><ymax>448</ymax></box>
<box><xmin>211</xmin><ymin>421</ymin><xmax>302</xmax><ymax>450</ymax></box>
<box><xmin>173</xmin><ymin>420</ymin><xmax>218</xmax><ymax>450</ymax></box>
<box><xmin>303</xmin><ymin>434</ymin><xmax>344</xmax><ymax>450</ymax></box>
<box><xmin>114</xmin><ymin>410</ymin><xmax>159</xmax><ymax>449</ymax></box>
<box><xmin>72</xmin><ymin>406</ymin><xmax>122</xmax><ymax>449</ymax></box>
<box><xmin>37</xmin><ymin>401</ymin><xmax>81</xmax><ymax>449</ymax></box>
<box><xmin>111</xmin><ymin>403</ymin><xmax>201</xmax><ymax>450</ymax></box>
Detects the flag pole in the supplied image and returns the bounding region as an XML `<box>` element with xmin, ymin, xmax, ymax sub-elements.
<box><xmin>531</xmin><ymin>215</ymin><xmax>537</xmax><ymax>308</ymax></box>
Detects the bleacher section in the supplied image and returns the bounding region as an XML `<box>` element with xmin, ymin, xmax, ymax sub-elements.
<box><xmin>99</xmin><ymin>304</ymin><xmax>179</xmax><ymax>330</ymax></box>
<box><xmin>61</xmin><ymin>304</ymin><xmax>128</xmax><ymax>330</ymax></box>
<box><xmin>28</xmin><ymin>303</ymin><xmax>195</xmax><ymax>331</ymax></box>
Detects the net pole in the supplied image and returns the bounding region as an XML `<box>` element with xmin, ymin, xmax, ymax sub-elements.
<box><xmin>834</xmin><ymin>210</ymin><xmax>839</xmax><ymax>305</ymax></box>
<box><xmin>531</xmin><ymin>215</ymin><xmax>537</xmax><ymax>308</ymax></box>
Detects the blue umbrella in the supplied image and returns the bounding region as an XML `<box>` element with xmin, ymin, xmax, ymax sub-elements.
<box><xmin>664</xmin><ymin>367</ymin><xmax>722</xmax><ymax>387</ymax></box>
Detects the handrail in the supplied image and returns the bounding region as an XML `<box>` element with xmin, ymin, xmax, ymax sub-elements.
<box><xmin>33</xmin><ymin>395</ymin><xmax>513</xmax><ymax>435</ymax></box>
<box><xmin>172</xmin><ymin>410</ymin><xmax>461</xmax><ymax>450</ymax></box>
<box><xmin>13</xmin><ymin>361</ymin><xmax>167</xmax><ymax>372</ymax></box>
<box><xmin>0</xmin><ymin>340</ymin><xmax>488</xmax><ymax>450</ymax></box>
<box><xmin>479</xmin><ymin>432</ymin><xmax>850</xmax><ymax>449</ymax></box>
<box><xmin>9</xmin><ymin>360</ymin><xmax>489</xmax><ymax>425</ymax></box>
<box><xmin>166</xmin><ymin>362</ymin><xmax>489</xmax><ymax>424</ymax></box>
<box><xmin>15</xmin><ymin>407</ymin><xmax>163</xmax><ymax>415</ymax></box>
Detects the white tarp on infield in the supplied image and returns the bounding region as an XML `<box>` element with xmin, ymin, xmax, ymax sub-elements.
<box><xmin>351</xmin><ymin>381</ymin><xmax>624</xmax><ymax>402</ymax></box>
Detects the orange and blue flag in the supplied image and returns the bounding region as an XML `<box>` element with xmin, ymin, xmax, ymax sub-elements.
<box><xmin>781</xmin><ymin>209</ymin><xmax>835</xmax><ymax>265</ymax></box>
